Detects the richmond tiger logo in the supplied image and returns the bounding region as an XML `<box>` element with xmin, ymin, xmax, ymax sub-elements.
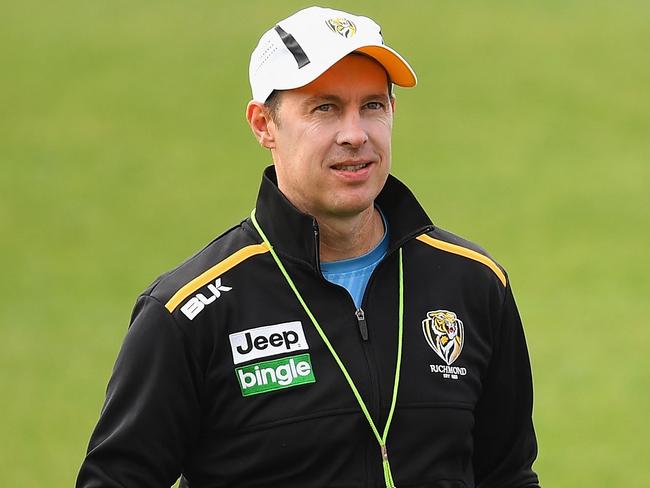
<box><xmin>325</xmin><ymin>18</ymin><xmax>357</xmax><ymax>38</ymax></box>
<box><xmin>422</xmin><ymin>310</ymin><xmax>464</xmax><ymax>365</ymax></box>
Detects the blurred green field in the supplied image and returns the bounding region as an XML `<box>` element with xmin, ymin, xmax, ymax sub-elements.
<box><xmin>1</xmin><ymin>0</ymin><xmax>648</xmax><ymax>486</ymax></box>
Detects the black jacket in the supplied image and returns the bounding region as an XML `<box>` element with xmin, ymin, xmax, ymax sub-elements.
<box><xmin>77</xmin><ymin>167</ymin><xmax>540</xmax><ymax>488</ymax></box>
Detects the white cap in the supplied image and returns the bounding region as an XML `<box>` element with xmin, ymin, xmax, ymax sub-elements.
<box><xmin>249</xmin><ymin>6</ymin><xmax>417</xmax><ymax>102</ymax></box>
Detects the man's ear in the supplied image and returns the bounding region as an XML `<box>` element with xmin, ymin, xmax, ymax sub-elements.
<box><xmin>246</xmin><ymin>101</ymin><xmax>276</xmax><ymax>149</ymax></box>
<box><xmin>390</xmin><ymin>95</ymin><xmax>396</xmax><ymax>115</ymax></box>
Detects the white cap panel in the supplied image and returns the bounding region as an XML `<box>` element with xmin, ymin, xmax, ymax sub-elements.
<box><xmin>249</xmin><ymin>6</ymin><xmax>416</xmax><ymax>102</ymax></box>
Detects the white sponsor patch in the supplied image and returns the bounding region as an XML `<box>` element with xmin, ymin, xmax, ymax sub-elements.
<box><xmin>229</xmin><ymin>321</ymin><xmax>308</xmax><ymax>365</ymax></box>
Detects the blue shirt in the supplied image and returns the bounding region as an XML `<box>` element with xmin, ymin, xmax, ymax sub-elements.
<box><xmin>321</xmin><ymin>214</ymin><xmax>389</xmax><ymax>309</ymax></box>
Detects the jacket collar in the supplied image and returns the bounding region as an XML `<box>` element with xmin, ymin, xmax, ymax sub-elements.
<box><xmin>253</xmin><ymin>166</ymin><xmax>433</xmax><ymax>270</ymax></box>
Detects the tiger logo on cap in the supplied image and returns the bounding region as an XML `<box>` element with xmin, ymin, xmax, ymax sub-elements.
<box><xmin>325</xmin><ymin>18</ymin><xmax>357</xmax><ymax>38</ymax></box>
<box><xmin>422</xmin><ymin>310</ymin><xmax>464</xmax><ymax>365</ymax></box>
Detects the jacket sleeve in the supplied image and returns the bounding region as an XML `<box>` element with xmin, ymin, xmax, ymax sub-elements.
<box><xmin>76</xmin><ymin>295</ymin><xmax>202</xmax><ymax>488</ymax></box>
<box><xmin>473</xmin><ymin>282</ymin><xmax>541</xmax><ymax>488</ymax></box>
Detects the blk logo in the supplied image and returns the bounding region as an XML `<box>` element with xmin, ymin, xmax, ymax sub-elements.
<box><xmin>180</xmin><ymin>278</ymin><xmax>232</xmax><ymax>320</ymax></box>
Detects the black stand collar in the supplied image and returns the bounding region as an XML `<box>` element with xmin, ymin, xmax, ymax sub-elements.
<box><xmin>252</xmin><ymin>166</ymin><xmax>433</xmax><ymax>270</ymax></box>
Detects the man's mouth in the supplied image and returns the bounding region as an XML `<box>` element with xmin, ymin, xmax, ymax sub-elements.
<box><xmin>331</xmin><ymin>162</ymin><xmax>370</xmax><ymax>172</ymax></box>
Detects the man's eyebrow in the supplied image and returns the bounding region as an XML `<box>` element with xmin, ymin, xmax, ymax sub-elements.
<box><xmin>361</xmin><ymin>93</ymin><xmax>391</xmax><ymax>104</ymax></box>
<box><xmin>301</xmin><ymin>93</ymin><xmax>391</xmax><ymax>108</ymax></box>
<box><xmin>301</xmin><ymin>94</ymin><xmax>343</xmax><ymax>107</ymax></box>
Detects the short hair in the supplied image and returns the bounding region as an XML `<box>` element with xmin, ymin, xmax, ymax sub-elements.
<box><xmin>264</xmin><ymin>89</ymin><xmax>283</xmax><ymax>126</ymax></box>
<box><xmin>264</xmin><ymin>53</ymin><xmax>394</xmax><ymax>126</ymax></box>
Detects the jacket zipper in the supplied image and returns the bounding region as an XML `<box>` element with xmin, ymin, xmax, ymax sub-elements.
<box><xmin>356</xmin><ymin>227</ymin><xmax>432</xmax><ymax>485</ymax></box>
<box><xmin>355</xmin><ymin>308</ymin><xmax>369</xmax><ymax>341</ymax></box>
<box><xmin>312</xmin><ymin>217</ymin><xmax>379</xmax><ymax>485</ymax></box>
<box><xmin>312</xmin><ymin>220</ymin><xmax>433</xmax><ymax>486</ymax></box>
<box><xmin>356</xmin><ymin>309</ymin><xmax>382</xmax><ymax>486</ymax></box>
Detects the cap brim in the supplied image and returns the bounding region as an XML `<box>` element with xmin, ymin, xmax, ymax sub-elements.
<box><xmin>356</xmin><ymin>45</ymin><xmax>417</xmax><ymax>87</ymax></box>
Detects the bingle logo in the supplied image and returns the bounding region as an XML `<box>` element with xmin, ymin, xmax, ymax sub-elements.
<box><xmin>180</xmin><ymin>278</ymin><xmax>232</xmax><ymax>320</ymax></box>
<box><xmin>229</xmin><ymin>321</ymin><xmax>309</xmax><ymax>365</ymax></box>
<box><xmin>236</xmin><ymin>354</ymin><xmax>316</xmax><ymax>396</ymax></box>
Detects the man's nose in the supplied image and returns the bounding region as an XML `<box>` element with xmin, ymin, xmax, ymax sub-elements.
<box><xmin>336</xmin><ymin>112</ymin><xmax>368</xmax><ymax>148</ymax></box>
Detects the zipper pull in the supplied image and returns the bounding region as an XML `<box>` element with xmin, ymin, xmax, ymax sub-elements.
<box><xmin>355</xmin><ymin>308</ymin><xmax>369</xmax><ymax>341</ymax></box>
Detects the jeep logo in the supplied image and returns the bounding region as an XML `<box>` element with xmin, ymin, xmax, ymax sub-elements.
<box><xmin>229</xmin><ymin>321</ymin><xmax>309</xmax><ymax>365</ymax></box>
<box><xmin>236</xmin><ymin>330</ymin><xmax>300</xmax><ymax>355</ymax></box>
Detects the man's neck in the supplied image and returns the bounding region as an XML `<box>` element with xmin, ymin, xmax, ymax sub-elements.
<box><xmin>317</xmin><ymin>206</ymin><xmax>385</xmax><ymax>262</ymax></box>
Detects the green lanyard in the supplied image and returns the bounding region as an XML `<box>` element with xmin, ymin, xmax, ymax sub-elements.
<box><xmin>251</xmin><ymin>208</ymin><xmax>404</xmax><ymax>488</ymax></box>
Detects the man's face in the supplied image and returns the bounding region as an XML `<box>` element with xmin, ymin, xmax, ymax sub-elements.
<box><xmin>267</xmin><ymin>54</ymin><xmax>394</xmax><ymax>220</ymax></box>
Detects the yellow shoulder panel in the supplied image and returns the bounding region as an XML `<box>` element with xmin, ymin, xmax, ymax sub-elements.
<box><xmin>165</xmin><ymin>243</ymin><xmax>270</xmax><ymax>312</ymax></box>
<box><xmin>416</xmin><ymin>234</ymin><xmax>507</xmax><ymax>287</ymax></box>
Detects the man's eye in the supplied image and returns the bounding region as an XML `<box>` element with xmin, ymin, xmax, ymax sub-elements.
<box><xmin>316</xmin><ymin>104</ymin><xmax>333</xmax><ymax>112</ymax></box>
<box><xmin>366</xmin><ymin>101</ymin><xmax>384</xmax><ymax>110</ymax></box>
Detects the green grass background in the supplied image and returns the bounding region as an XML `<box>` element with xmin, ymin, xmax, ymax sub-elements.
<box><xmin>1</xmin><ymin>0</ymin><xmax>648</xmax><ymax>486</ymax></box>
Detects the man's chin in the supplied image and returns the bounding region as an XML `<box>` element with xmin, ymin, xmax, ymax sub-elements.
<box><xmin>321</xmin><ymin>199</ymin><xmax>378</xmax><ymax>220</ymax></box>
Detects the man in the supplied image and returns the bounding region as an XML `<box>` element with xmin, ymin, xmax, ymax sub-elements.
<box><xmin>77</xmin><ymin>6</ymin><xmax>540</xmax><ymax>488</ymax></box>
